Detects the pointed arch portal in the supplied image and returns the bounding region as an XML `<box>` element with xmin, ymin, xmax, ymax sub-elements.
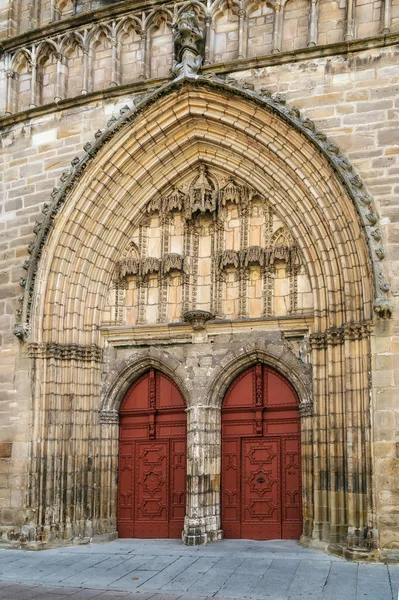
<box><xmin>118</xmin><ymin>369</ymin><xmax>187</xmax><ymax>538</ymax></box>
<box><xmin>222</xmin><ymin>364</ymin><xmax>302</xmax><ymax>540</ymax></box>
<box><xmin>16</xmin><ymin>76</ymin><xmax>391</xmax><ymax>555</ymax></box>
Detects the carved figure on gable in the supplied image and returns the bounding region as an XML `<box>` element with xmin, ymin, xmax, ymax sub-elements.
<box><xmin>172</xmin><ymin>11</ymin><xmax>204</xmax><ymax>78</ymax></box>
<box><xmin>186</xmin><ymin>164</ymin><xmax>217</xmax><ymax>217</ymax></box>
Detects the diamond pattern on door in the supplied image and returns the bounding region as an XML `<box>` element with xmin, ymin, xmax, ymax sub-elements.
<box><xmin>242</xmin><ymin>438</ymin><xmax>280</xmax><ymax>538</ymax></box>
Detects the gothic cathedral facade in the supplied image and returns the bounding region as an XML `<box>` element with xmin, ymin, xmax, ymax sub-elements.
<box><xmin>0</xmin><ymin>0</ymin><xmax>398</xmax><ymax>561</ymax></box>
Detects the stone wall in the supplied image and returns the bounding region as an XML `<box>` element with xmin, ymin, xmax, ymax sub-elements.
<box><xmin>1</xmin><ymin>0</ymin><xmax>399</xmax><ymax>114</ymax></box>
<box><xmin>0</xmin><ymin>0</ymin><xmax>398</xmax><ymax>558</ymax></box>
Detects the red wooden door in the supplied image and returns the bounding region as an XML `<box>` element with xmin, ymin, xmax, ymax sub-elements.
<box><xmin>222</xmin><ymin>364</ymin><xmax>302</xmax><ymax>540</ymax></box>
<box><xmin>118</xmin><ymin>369</ymin><xmax>186</xmax><ymax>538</ymax></box>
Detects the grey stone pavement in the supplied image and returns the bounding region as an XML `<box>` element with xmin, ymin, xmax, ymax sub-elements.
<box><xmin>0</xmin><ymin>539</ymin><xmax>398</xmax><ymax>600</ymax></box>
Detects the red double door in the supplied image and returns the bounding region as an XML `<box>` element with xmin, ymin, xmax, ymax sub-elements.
<box><xmin>118</xmin><ymin>369</ymin><xmax>186</xmax><ymax>538</ymax></box>
<box><xmin>222</xmin><ymin>364</ymin><xmax>302</xmax><ymax>540</ymax></box>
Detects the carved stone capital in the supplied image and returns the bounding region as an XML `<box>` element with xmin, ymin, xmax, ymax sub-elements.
<box><xmin>326</xmin><ymin>326</ymin><xmax>345</xmax><ymax>346</ymax></box>
<box><xmin>99</xmin><ymin>410</ymin><xmax>119</xmax><ymax>424</ymax></box>
<box><xmin>343</xmin><ymin>321</ymin><xmax>372</xmax><ymax>340</ymax></box>
<box><xmin>299</xmin><ymin>402</ymin><xmax>313</xmax><ymax>417</ymax></box>
<box><xmin>183</xmin><ymin>310</ymin><xmax>214</xmax><ymax>331</ymax></box>
<box><xmin>309</xmin><ymin>332</ymin><xmax>327</xmax><ymax>350</ymax></box>
<box><xmin>28</xmin><ymin>342</ymin><xmax>103</xmax><ymax>362</ymax></box>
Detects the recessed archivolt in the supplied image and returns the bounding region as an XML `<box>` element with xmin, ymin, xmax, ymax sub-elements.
<box><xmin>14</xmin><ymin>76</ymin><xmax>392</xmax><ymax>344</ymax></box>
<box><xmin>206</xmin><ymin>338</ymin><xmax>312</xmax><ymax>411</ymax></box>
<box><xmin>100</xmin><ymin>347</ymin><xmax>189</xmax><ymax>420</ymax></box>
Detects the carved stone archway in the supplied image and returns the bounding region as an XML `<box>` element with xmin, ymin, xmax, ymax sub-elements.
<box><xmin>182</xmin><ymin>336</ymin><xmax>313</xmax><ymax>545</ymax></box>
<box><xmin>100</xmin><ymin>346</ymin><xmax>190</xmax><ymax>422</ymax></box>
<box><xmin>13</xmin><ymin>77</ymin><xmax>387</xmax><ymax>556</ymax></box>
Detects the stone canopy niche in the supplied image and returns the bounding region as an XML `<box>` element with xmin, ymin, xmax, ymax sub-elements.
<box><xmin>101</xmin><ymin>166</ymin><xmax>313</xmax><ymax>327</ymax></box>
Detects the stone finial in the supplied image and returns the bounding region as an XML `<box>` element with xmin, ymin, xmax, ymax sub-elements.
<box><xmin>183</xmin><ymin>310</ymin><xmax>214</xmax><ymax>331</ymax></box>
<box><xmin>172</xmin><ymin>11</ymin><xmax>204</xmax><ymax>78</ymax></box>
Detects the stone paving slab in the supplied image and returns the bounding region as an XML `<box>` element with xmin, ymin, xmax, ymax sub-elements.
<box><xmin>0</xmin><ymin>539</ymin><xmax>398</xmax><ymax>600</ymax></box>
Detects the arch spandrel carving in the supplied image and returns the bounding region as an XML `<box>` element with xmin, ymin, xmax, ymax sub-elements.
<box><xmin>13</xmin><ymin>77</ymin><xmax>392</xmax><ymax>344</ymax></box>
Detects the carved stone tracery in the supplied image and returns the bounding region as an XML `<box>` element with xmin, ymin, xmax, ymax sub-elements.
<box><xmin>105</xmin><ymin>166</ymin><xmax>306</xmax><ymax>326</ymax></box>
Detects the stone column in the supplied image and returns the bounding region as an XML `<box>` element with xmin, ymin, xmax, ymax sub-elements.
<box><xmin>308</xmin><ymin>0</ymin><xmax>318</xmax><ymax>47</ymax></box>
<box><xmin>238</xmin><ymin>9</ymin><xmax>247</xmax><ymax>59</ymax></box>
<box><xmin>54</xmin><ymin>53</ymin><xmax>64</xmax><ymax>102</ymax></box>
<box><xmin>183</xmin><ymin>404</ymin><xmax>223</xmax><ymax>545</ymax></box>
<box><xmin>343</xmin><ymin>324</ymin><xmax>373</xmax><ymax>554</ymax></box>
<box><xmin>5</xmin><ymin>69</ymin><xmax>15</xmax><ymax>115</ymax></box>
<box><xmin>99</xmin><ymin>412</ymin><xmax>119</xmax><ymax>537</ymax></box>
<box><xmin>30</xmin><ymin>60</ymin><xmax>37</xmax><ymax>108</ymax></box>
<box><xmin>110</xmin><ymin>26</ymin><xmax>119</xmax><ymax>87</ymax></box>
<box><xmin>299</xmin><ymin>402</ymin><xmax>314</xmax><ymax>539</ymax></box>
<box><xmin>143</xmin><ymin>32</ymin><xmax>150</xmax><ymax>80</ymax></box>
<box><xmin>326</xmin><ymin>329</ymin><xmax>346</xmax><ymax>545</ymax></box>
<box><xmin>309</xmin><ymin>332</ymin><xmax>330</xmax><ymax>543</ymax></box>
<box><xmin>204</xmin><ymin>16</ymin><xmax>212</xmax><ymax>65</ymax></box>
<box><xmin>272</xmin><ymin>3</ymin><xmax>282</xmax><ymax>54</ymax></box>
<box><xmin>345</xmin><ymin>0</ymin><xmax>355</xmax><ymax>40</ymax></box>
<box><xmin>381</xmin><ymin>0</ymin><xmax>391</xmax><ymax>33</ymax></box>
<box><xmin>82</xmin><ymin>47</ymin><xmax>89</xmax><ymax>94</ymax></box>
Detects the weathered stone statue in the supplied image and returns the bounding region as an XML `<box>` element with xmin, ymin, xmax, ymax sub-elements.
<box><xmin>172</xmin><ymin>11</ymin><xmax>204</xmax><ymax>78</ymax></box>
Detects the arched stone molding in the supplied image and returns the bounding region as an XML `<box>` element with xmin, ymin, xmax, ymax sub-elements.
<box><xmin>206</xmin><ymin>336</ymin><xmax>312</xmax><ymax>412</ymax></box>
<box><xmin>14</xmin><ymin>76</ymin><xmax>392</xmax><ymax>345</ymax></box>
<box><xmin>10</xmin><ymin>76</ymin><xmax>385</xmax><ymax>555</ymax></box>
<box><xmin>100</xmin><ymin>346</ymin><xmax>190</xmax><ymax>422</ymax></box>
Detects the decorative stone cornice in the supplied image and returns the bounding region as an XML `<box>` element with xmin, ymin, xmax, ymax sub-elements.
<box><xmin>13</xmin><ymin>76</ymin><xmax>392</xmax><ymax>340</ymax></box>
<box><xmin>183</xmin><ymin>310</ymin><xmax>214</xmax><ymax>331</ymax></box>
<box><xmin>28</xmin><ymin>342</ymin><xmax>103</xmax><ymax>361</ymax></box>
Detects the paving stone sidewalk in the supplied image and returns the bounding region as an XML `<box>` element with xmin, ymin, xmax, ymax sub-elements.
<box><xmin>0</xmin><ymin>539</ymin><xmax>398</xmax><ymax>600</ymax></box>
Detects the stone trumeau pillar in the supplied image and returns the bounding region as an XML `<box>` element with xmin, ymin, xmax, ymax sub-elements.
<box><xmin>183</xmin><ymin>403</ymin><xmax>223</xmax><ymax>545</ymax></box>
<box><xmin>182</xmin><ymin>311</ymin><xmax>223</xmax><ymax>545</ymax></box>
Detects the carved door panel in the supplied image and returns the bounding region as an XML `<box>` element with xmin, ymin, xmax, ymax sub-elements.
<box><xmin>221</xmin><ymin>439</ymin><xmax>240</xmax><ymax>538</ymax></box>
<box><xmin>281</xmin><ymin>436</ymin><xmax>302</xmax><ymax>539</ymax></box>
<box><xmin>169</xmin><ymin>439</ymin><xmax>186</xmax><ymax>537</ymax></box>
<box><xmin>134</xmin><ymin>441</ymin><xmax>169</xmax><ymax>538</ymax></box>
<box><xmin>118</xmin><ymin>441</ymin><xmax>134</xmax><ymax>538</ymax></box>
<box><xmin>242</xmin><ymin>438</ymin><xmax>281</xmax><ymax>539</ymax></box>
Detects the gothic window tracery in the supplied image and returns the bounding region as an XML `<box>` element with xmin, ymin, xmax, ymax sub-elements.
<box><xmin>101</xmin><ymin>166</ymin><xmax>313</xmax><ymax>326</ymax></box>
